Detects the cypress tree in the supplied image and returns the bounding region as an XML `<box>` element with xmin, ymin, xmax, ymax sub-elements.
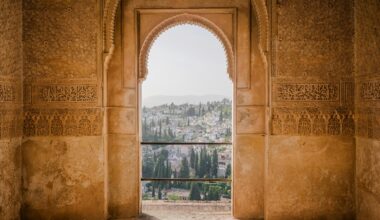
<box><xmin>225</xmin><ymin>164</ymin><xmax>231</xmax><ymax>179</ymax></box>
<box><xmin>179</xmin><ymin>157</ymin><xmax>190</xmax><ymax>178</ymax></box>
<box><xmin>190</xmin><ymin>148</ymin><xmax>195</xmax><ymax>169</ymax></box>
<box><xmin>211</xmin><ymin>149</ymin><xmax>219</xmax><ymax>177</ymax></box>
<box><xmin>194</xmin><ymin>153</ymin><xmax>199</xmax><ymax>177</ymax></box>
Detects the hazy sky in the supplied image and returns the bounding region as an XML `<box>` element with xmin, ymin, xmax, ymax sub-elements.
<box><xmin>142</xmin><ymin>24</ymin><xmax>232</xmax><ymax>99</ymax></box>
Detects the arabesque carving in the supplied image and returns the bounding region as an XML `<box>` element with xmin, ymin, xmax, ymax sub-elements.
<box><xmin>0</xmin><ymin>109</ymin><xmax>22</xmax><ymax>140</ymax></box>
<box><xmin>36</xmin><ymin>85</ymin><xmax>97</xmax><ymax>102</ymax></box>
<box><xmin>0</xmin><ymin>84</ymin><xmax>16</xmax><ymax>102</ymax></box>
<box><xmin>274</xmin><ymin>83</ymin><xmax>339</xmax><ymax>101</ymax></box>
<box><xmin>24</xmin><ymin>109</ymin><xmax>102</xmax><ymax>137</ymax></box>
<box><xmin>356</xmin><ymin>108</ymin><xmax>380</xmax><ymax>140</ymax></box>
<box><xmin>360</xmin><ymin>81</ymin><xmax>380</xmax><ymax>100</ymax></box>
<box><xmin>271</xmin><ymin>108</ymin><xmax>354</xmax><ymax>136</ymax></box>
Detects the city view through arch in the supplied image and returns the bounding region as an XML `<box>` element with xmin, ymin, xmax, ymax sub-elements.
<box><xmin>141</xmin><ymin>24</ymin><xmax>233</xmax><ymax>218</ymax></box>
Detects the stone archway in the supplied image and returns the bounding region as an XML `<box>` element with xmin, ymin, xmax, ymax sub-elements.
<box><xmin>138</xmin><ymin>13</ymin><xmax>235</xmax><ymax>81</ymax></box>
<box><xmin>103</xmin><ymin>1</ymin><xmax>269</xmax><ymax>219</ymax></box>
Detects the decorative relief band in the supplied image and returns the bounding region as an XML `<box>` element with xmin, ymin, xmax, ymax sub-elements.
<box><xmin>24</xmin><ymin>108</ymin><xmax>102</xmax><ymax>137</ymax></box>
<box><xmin>36</xmin><ymin>85</ymin><xmax>97</xmax><ymax>102</ymax></box>
<box><xmin>274</xmin><ymin>83</ymin><xmax>340</xmax><ymax>101</ymax></box>
<box><xmin>356</xmin><ymin>108</ymin><xmax>380</xmax><ymax>140</ymax></box>
<box><xmin>0</xmin><ymin>84</ymin><xmax>16</xmax><ymax>102</ymax></box>
<box><xmin>0</xmin><ymin>109</ymin><xmax>23</xmax><ymax>140</ymax></box>
<box><xmin>271</xmin><ymin>107</ymin><xmax>354</xmax><ymax>136</ymax></box>
<box><xmin>360</xmin><ymin>81</ymin><xmax>380</xmax><ymax>100</ymax></box>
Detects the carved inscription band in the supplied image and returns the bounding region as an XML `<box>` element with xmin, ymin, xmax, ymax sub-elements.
<box><xmin>274</xmin><ymin>83</ymin><xmax>340</xmax><ymax>101</ymax></box>
<box><xmin>360</xmin><ymin>81</ymin><xmax>380</xmax><ymax>100</ymax></box>
<box><xmin>37</xmin><ymin>85</ymin><xmax>97</xmax><ymax>102</ymax></box>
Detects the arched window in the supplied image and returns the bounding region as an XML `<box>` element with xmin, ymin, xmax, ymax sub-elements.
<box><xmin>141</xmin><ymin>24</ymin><xmax>233</xmax><ymax>216</ymax></box>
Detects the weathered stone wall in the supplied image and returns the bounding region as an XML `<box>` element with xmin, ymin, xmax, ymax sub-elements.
<box><xmin>0</xmin><ymin>0</ymin><xmax>23</xmax><ymax>219</ymax></box>
<box><xmin>22</xmin><ymin>0</ymin><xmax>105</xmax><ymax>219</ymax></box>
<box><xmin>268</xmin><ymin>0</ymin><xmax>355</xmax><ymax>218</ymax></box>
<box><xmin>1</xmin><ymin>0</ymin><xmax>376</xmax><ymax>219</ymax></box>
<box><xmin>354</xmin><ymin>0</ymin><xmax>380</xmax><ymax>219</ymax></box>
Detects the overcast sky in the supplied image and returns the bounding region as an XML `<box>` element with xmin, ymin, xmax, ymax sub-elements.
<box><xmin>142</xmin><ymin>24</ymin><xmax>232</xmax><ymax>100</ymax></box>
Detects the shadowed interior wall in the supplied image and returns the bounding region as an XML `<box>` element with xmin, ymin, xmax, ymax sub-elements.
<box><xmin>21</xmin><ymin>0</ymin><xmax>105</xmax><ymax>219</ymax></box>
<box><xmin>354</xmin><ymin>0</ymin><xmax>380</xmax><ymax>219</ymax></box>
<box><xmin>268</xmin><ymin>0</ymin><xmax>355</xmax><ymax>218</ymax></box>
<box><xmin>0</xmin><ymin>0</ymin><xmax>23</xmax><ymax>219</ymax></box>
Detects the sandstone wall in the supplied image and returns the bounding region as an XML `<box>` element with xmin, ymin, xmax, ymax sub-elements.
<box><xmin>22</xmin><ymin>0</ymin><xmax>105</xmax><ymax>219</ymax></box>
<box><xmin>354</xmin><ymin>0</ymin><xmax>380</xmax><ymax>219</ymax></box>
<box><xmin>268</xmin><ymin>0</ymin><xmax>355</xmax><ymax>218</ymax></box>
<box><xmin>0</xmin><ymin>1</ymin><xmax>23</xmax><ymax>219</ymax></box>
<box><xmin>4</xmin><ymin>0</ymin><xmax>377</xmax><ymax>219</ymax></box>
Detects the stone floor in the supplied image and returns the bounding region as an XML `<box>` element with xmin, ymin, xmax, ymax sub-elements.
<box><xmin>134</xmin><ymin>201</ymin><xmax>234</xmax><ymax>220</ymax></box>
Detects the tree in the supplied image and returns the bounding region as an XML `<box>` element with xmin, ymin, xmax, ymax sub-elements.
<box><xmin>194</xmin><ymin>153</ymin><xmax>199</xmax><ymax>177</ymax></box>
<box><xmin>219</xmin><ymin>111</ymin><xmax>223</xmax><ymax>122</ymax></box>
<box><xmin>206</xmin><ymin>153</ymin><xmax>212</xmax><ymax>177</ymax></box>
<box><xmin>142</xmin><ymin>153</ymin><xmax>154</xmax><ymax>178</ymax></box>
<box><xmin>211</xmin><ymin>149</ymin><xmax>219</xmax><ymax>177</ymax></box>
<box><xmin>225</xmin><ymin>164</ymin><xmax>231</xmax><ymax>179</ymax></box>
<box><xmin>158</xmin><ymin>187</ymin><xmax>162</xmax><ymax>199</ymax></box>
<box><xmin>199</xmin><ymin>147</ymin><xmax>207</xmax><ymax>178</ymax></box>
<box><xmin>179</xmin><ymin>157</ymin><xmax>190</xmax><ymax>178</ymax></box>
<box><xmin>207</xmin><ymin>185</ymin><xmax>221</xmax><ymax>201</ymax></box>
<box><xmin>189</xmin><ymin>183</ymin><xmax>201</xmax><ymax>200</ymax></box>
<box><xmin>159</xmin><ymin>120</ymin><xmax>162</xmax><ymax>138</ymax></box>
<box><xmin>190</xmin><ymin>148</ymin><xmax>196</xmax><ymax>169</ymax></box>
<box><xmin>152</xmin><ymin>184</ymin><xmax>156</xmax><ymax>198</ymax></box>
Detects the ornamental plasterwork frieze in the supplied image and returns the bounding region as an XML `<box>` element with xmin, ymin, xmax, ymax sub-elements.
<box><xmin>272</xmin><ymin>81</ymin><xmax>354</xmax><ymax>108</ymax></box>
<box><xmin>23</xmin><ymin>83</ymin><xmax>99</xmax><ymax>106</ymax></box>
<box><xmin>271</xmin><ymin>107</ymin><xmax>355</xmax><ymax>136</ymax></box>
<box><xmin>24</xmin><ymin>108</ymin><xmax>102</xmax><ymax>137</ymax></box>
<box><xmin>356</xmin><ymin>108</ymin><xmax>380</xmax><ymax>140</ymax></box>
<box><xmin>274</xmin><ymin>83</ymin><xmax>340</xmax><ymax>101</ymax></box>
<box><xmin>0</xmin><ymin>84</ymin><xmax>16</xmax><ymax>102</ymax></box>
<box><xmin>35</xmin><ymin>85</ymin><xmax>97</xmax><ymax>103</ymax></box>
<box><xmin>359</xmin><ymin>81</ymin><xmax>380</xmax><ymax>101</ymax></box>
<box><xmin>0</xmin><ymin>109</ymin><xmax>23</xmax><ymax>140</ymax></box>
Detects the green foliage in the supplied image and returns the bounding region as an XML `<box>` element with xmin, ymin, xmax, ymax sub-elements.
<box><xmin>211</xmin><ymin>149</ymin><xmax>219</xmax><ymax>178</ymax></box>
<box><xmin>179</xmin><ymin>157</ymin><xmax>190</xmax><ymax>178</ymax></box>
<box><xmin>190</xmin><ymin>148</ymin><xmax>196</xmax><ymax>169</ymax></box>
<box><xmin>189</xmin><ymin>183</ymin><xmax>202</xmax><ymax>200</ymax></box>
<box><xmin>225</xmin><ymin>163</ymin><xmax>231</xmax><ymax>179</ymax></box>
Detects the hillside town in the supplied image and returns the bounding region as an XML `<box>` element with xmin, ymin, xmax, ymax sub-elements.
<box><xmin>142</xmin><ymin>99</ymin><xmax>232</xmax><ymax>201</ymax></box>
